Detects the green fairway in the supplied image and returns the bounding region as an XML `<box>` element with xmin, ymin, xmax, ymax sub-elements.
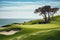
<box><xmin>20</xmin><ymin>24</ymin><xmax>59</xmax><ymax>29</ymax></box>
<box><xmin>0</xmin><ymin>16</ymin><xmax>60</xmax><ymax>40</ymax></box>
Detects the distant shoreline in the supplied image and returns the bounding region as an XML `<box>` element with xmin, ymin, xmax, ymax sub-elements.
<box><xmin>0</xmin><ymin>18</ymin><xmax>35</xmax><ymax>26</ymax></box>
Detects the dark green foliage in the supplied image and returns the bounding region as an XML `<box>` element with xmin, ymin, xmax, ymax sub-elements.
<box><xmin>0</xmin><ymin>27</ymin><xmax>22</xmax><ymax>32</ymax></box>
<box><xmin>23</xmin><ymin>19</ymin><xmax>43</xmax><ymax>25</ymax></box>
<box><xmin>2</xmin><ymin>25</ymin><xmax>11</xmax><ymax>27</ymax></box>
<box><xmin>11</xmin><ymin>28</ymin><xmax>22</xmax><ymax>31</ymax></box>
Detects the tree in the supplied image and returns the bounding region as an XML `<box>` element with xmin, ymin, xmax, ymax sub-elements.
<box><xmin>42</xmin><ymin>6</ymin><xmax>51</xmax><ymax>21</ymax></box>
<box><xmin>51</xmin><ymin>8</ymin><xmax>59</xmax><ymax>20</ymax></box>
<box><xmin>34</xmin><ymin>6</ymin><xmax>59</xmax><ymax>22</ymax></box>
<box><xmin>34</xmin><ymin>7</ymin><xmax>48</xmax><ymax>22</ymax></box>
<box><xmin>34</xmin><ymin>6</ymin><xmax>51</xmax><ymax>22</ymax></box>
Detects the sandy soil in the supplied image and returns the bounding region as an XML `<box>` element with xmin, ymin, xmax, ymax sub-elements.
<box><xmin>0</xmin><ymin>30</ymin><xmax>19</xmax><ymax>35</ymax></box>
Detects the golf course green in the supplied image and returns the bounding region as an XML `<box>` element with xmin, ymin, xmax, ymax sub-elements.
<box><xmin>0</xmin><ymin>15</ymin><xmax>60</xmax><ymax>40</ymax></box>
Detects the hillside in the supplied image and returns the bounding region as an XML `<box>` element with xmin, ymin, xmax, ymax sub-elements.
<box><xmin>0</xmin><ymin>15</ymin><xmax>60</xmax><ymax>40</ymax></box>
<box><xmin>22</xmin><ymin>15</ymin><xmax>60</xmax><ymax>25</ymax></box>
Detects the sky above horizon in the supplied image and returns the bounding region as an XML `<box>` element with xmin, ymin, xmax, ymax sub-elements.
<box><xmin>0</xmin><ymin>0</ymin><xmax>60</xmax><ymax>18</ymax></box>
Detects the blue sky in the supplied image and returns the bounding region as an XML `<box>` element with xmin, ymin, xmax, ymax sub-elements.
<box><xmin>0</xmin><ymin>0</ymin><xmax>60</xmax><ymax>2</ymax></box>
<box><xmin>0</xmin><ymin>0</ymin><xmax>60</xmax><ymax>18</ymax></box>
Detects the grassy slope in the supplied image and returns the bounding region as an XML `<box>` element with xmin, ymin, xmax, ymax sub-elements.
<box><xmin>0</xmin><ymin>16</ymin><xmax>60</xmax><ymax>40</ymax></box>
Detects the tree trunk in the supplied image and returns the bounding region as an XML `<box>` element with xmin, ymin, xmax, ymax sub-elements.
<box><xmin>48</xmin><ymin>13</ymin><xmax>50</xmax><ymax>21</ymax></box>
<box><xmin>44</xmin><ymin>13</ymin><xmax>47</xmax><ymax>22</ymax></box>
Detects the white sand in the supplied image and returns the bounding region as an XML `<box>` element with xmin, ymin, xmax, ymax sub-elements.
<box><xmin>0</xmin><ymin>30</ymin><xmax>19</xmax><ymax>35</ymax></box>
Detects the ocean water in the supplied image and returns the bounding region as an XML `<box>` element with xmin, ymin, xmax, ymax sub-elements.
<box><xmin>0</xmin><ymin>19</ymin><xmax>33</xmax><ymax>26</ymax></box>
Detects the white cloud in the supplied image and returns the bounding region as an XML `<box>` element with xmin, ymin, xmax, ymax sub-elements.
<box><xmin>0</xmin><ymin>11</ymin><xmax>42</xmax><ymax>18</ymax></box>
<box><xmin>0</xmin><ymin>1</ymin><xmax>60</xmax><ymax>18</ymax></box>
<box><xmin>0</xmin><ymin>5</ymin><xmax>40</xmax><ymax>11</ymax></box>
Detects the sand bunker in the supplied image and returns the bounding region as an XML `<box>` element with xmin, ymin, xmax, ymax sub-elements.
<box><xmin>0</xmin><ymin>30</ymin><xmax>19</xmax><ymax>35</ymax></box>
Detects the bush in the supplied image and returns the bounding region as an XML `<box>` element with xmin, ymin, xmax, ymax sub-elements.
<box><xmin>2</xmin><ymin>25</ymin><xmax>11</xmax><ymax>27</ymax></box>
